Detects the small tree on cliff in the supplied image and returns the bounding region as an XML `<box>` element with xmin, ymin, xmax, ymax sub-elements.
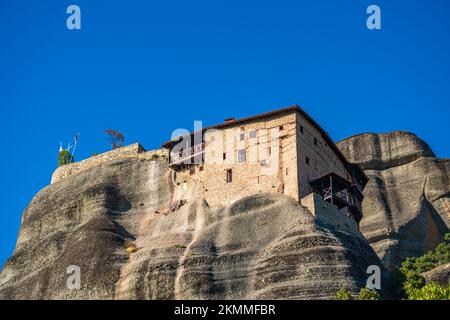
<box><xmin>57</xmin><ymin>136</ymin><xmax>78</xmax><ymax>167</ymax></box>
<box><xmin>105</xmin><ymin>129</ymin><xmax>125</xmax><ymax>150</ymax></box>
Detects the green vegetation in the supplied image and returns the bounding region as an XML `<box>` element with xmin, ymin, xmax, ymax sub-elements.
<box><xmin>149</xmin><ymin>154</ymin><xmax>160</xmax><ymax>161</ymax></box>
<box><xmin>335</xmin><ymin>288</ymin><xmax>353</xmax><ymax>300</ymax></box>
<box><xmin>406</xmin><ymin>282</ymin><xmax>450</xmax><ymax>300</ymax></box>
<box><xmin>334</xmin><ymin>287</ymin><xmax>379</xmax><ymax>300</ymax></box>
<box><xmin>172</xmin><ymin>244</ymin><xmax>187</xmax><ymax>250</ymax></box>
<box><xmin>58</xmin><ymin>150</ymin><xmax>74</xmax><ymax>167</ymax></box>
<box><xmin>390</xmin><ymin>233</ymin><xmax>450</xmax><ymax>300</ymax></box>
<box><xmin>357</xmin><ymin>287</ymin><xmax>380</xmax><ymax>300</ymax></box>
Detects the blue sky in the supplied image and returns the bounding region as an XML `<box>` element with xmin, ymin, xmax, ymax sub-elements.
<box><xmin>0</xmin><ymin>0</ymin><xmax>449</xmax><ymax>268</ymax></box>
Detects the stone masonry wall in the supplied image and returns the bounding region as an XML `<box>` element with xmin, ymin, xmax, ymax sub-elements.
<box><xmin>296</xmin><ymin>112</ymin><xmax>350</xmax><ymax>198</ymax></box>
<box><xmin>301</xmin><ymin>192</ymin><xmax>361</xmax><ymax>237</ymax></box>
<box><xmin>51</xmin><ymin>143</ymin><xmax>168</xmax><ymax>184</ymax></box>
<box><xmin>169</xmin><ymin>110</ymin><xmax>356</xmax><ymax>209</ymax></box>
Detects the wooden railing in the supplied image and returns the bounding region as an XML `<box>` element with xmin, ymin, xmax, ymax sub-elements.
<box><xmin>169</xmin><ymin>142</ymin><xmax>206</xmax><ymax>165</ymax></box>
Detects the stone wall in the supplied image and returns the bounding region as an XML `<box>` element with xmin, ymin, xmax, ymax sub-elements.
<box><xmin>169</xmin><ymin>109</ymin><xmax>356</xmax><ymax>209</ymax></box>
<box><xmin>171</xmin><ymin>112</ymin><xmax>300</xmax><ymax>208</ymax></box>
<box><xmin>51</xmin><ymin>143</ymin><xmax>168</xmax><ymax>184</ymax></box>
<box><xmin>296</xmin><ymin>112</ymin><xmax>349</xmax><ymax>198</ymax></box>
<box><xmin>301</xmin><ymin>192</ymin><xmax>361</xmax><ymax>237</ymax></box>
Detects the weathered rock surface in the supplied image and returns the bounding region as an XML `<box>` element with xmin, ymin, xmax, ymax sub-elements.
<box><xmin>0</xmin><ymin>158</ymin><xmax>383</xmax><ymax>300</ymax></box>
<box><xmin>338</xmin><ymin>131</ymin><xmax>450</xmax><ymax>270</ymax></box>
<box><xmin>422</xmin><ymin>263</ymin><xmax>450</xmax><ymax>287</ymax></box>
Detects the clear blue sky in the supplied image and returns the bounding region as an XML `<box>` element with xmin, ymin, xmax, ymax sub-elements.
<box><xmin>1</xmin><ymin>0</ymin><xmax>449</xmax><ymax>268</ymax></box>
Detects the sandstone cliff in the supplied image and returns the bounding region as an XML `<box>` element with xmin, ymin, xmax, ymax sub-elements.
<box><xmin>0</xmin><ymin>158</ymin><xmax>383</xmax><ymax>300</ymax></box>
<box><xmin>4</xmin><ymin>130</ymin><xmax>445</xmax><ymax>299</ymax></box>
<box><xmin>422</xmin><ymin>263</ymin><xmax>450</xmax><ymax>287</ymax></box>
<box><xmin>337</xmin><ymin>131</ymin><xmax>450</xmax><ymax>270</ymax></box>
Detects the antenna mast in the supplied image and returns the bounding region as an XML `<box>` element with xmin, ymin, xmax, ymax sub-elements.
<box><xmin>71</xmin><ymin>133</ymin><xmax>80</xmax><ymax>162</ymax></box>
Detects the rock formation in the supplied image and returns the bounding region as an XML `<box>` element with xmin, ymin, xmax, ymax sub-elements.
<box><xmin>0</xmin><ymin>158</ymin><xmax>383</xmax><ymax>300</ymax></box>
<box><xmin>422</xmin><ymin>263</ymin><xmax>450</xmax><ymax>287</ymax></box>
<box><xmin>3</xmin><ymin>130</ymin><xmax>447</xmax><ymax>299</ymax></box>
<box><xmin>337</xmin><ymin>131</ymin><xmax>450</xmax><ymax>270</ymax></box>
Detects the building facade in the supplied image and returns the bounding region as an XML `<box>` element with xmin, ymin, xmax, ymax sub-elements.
<box><xmin>163</xmin><ymin>105</ymin><xmax>368</xmax><ymax>225</ymax></box>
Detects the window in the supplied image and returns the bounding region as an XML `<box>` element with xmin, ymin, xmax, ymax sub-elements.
<box><xmin>285</xmin><ymin>168</ymin><xmax>289</xmax><ymax>175</ymax></box>
<box><xmin>279</xmin><ymin>125</ymin><xmax>284</xmax><ymax>130</ymax></box>
<box><xmin>199</xmin><ymin>165</ymin><xmax>204</xmax><ymax>172</ymax></box>
<box><xmin>300</xmin><ymin>125</ymin><xmax>304</xmax><ymax>133</ymax></box>
<box><xmin>249</xmin><ymin>130</ymin><xmax>257</xmax><ymax>139</ymax></box>
<box><xmin>305</xmin><ymin>156</ymin><xmax>310</xmax><ymax>165</ymax></box>
<box><xmin>268</xmin><ymin>147</ymin><xmax>271</xmax><ymax>155</ymax></box>
<box><xmin>223</xmin><ymin>153</ymin><xmax>226</xmax><ymax>160</ymax></box>
<box><xmin>238</xmin><ymin>149</ymin><xmax>246</xmax><ymax>163</ymax></box>
<box><xmin>239</xmin><ymin>132</ymin><xmax>245</xmax><ymax>141</ymax></box>
<box><xmin>226</xmin><ymin>169</ymin><xmax>232</xmax><ymax>183</ymax></box>
<box><xmin>260</xmin><ymin>159</ymin><xmax>267</xmax><ymax>166</ymax></box>
<box><xmin>189</xmin><ymin>167</ymin><xmax>195</xmax><ymax>175</ymax></box>
<box><xmin>314</xmin><ymin>138</ymin><xmax>318</xmax><ymax>146</ymax></box>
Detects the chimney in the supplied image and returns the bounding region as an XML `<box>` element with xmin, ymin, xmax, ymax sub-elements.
<box><xmin>224</xmin><ymin>117</ymin><xmax>236</xmax><ymax>123</ymax></box>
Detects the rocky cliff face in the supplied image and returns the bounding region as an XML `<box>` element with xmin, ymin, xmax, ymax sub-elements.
<box><xmin>422</xmin><ymin>263</ymin><xmax>450</xmax><ymax>287</ymax></box>
<box><xmin>337</xmin><ymin>131</ymin><xmax>450</xmax><ymax>270</ymax></box>
<box><xmin>0</xmin><ymin>158</ymin><xmax>383</xmax><ymax>300</ymax></box>
<box><xmin>4</xmin><ymin>130</ymin><xmax>445</xmax><ymax>299</ymax></box>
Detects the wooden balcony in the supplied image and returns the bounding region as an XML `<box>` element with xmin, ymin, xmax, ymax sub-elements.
<box><xmin>310</xmin><ymin>171</ymin><xmax>364</xmax><ymax>223</ymax></box>
<box><xmin>323</xmin><ymin>187</ymin><xmax>350</xmax><ymax>209</ymax></box>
